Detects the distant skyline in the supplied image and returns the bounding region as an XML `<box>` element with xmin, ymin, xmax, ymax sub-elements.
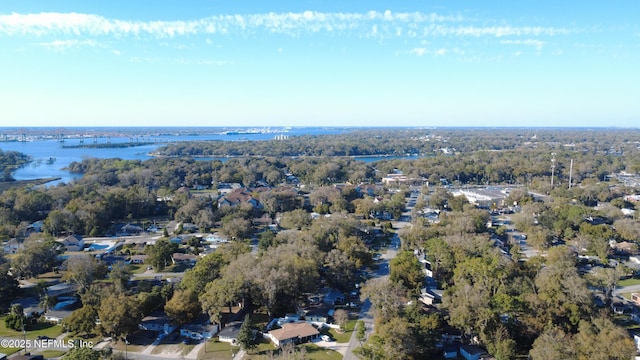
<box><xmin>1</xmin><ymin>1</ymin><xmax>638</xmax><ymax>128</ymax></box>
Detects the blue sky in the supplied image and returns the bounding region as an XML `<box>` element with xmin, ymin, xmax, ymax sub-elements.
<box><xmin>1</xmin><ymin>0</ymin><xmax>638</xmax><ymax>127</ymax></box>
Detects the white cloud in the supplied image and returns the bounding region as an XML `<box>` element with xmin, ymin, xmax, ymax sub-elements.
<box><xmin>431</xmin><ymin>25</ymin><xmax>571</xmax><ymax>38</ymax></box>
<box><xmin>37</xmin><ymin>39</ymin><xmax>97</xmax><ymax>50</ymax></box>
<box><xmin>410</xmin><ymin>47</ymin><xmax>427</xmax><ymax>56</ymax></box>
<box><xmin>435</xmin><ymin>48</ymin><xmax>447</xmax><ymax>56</ymax></box>
<box><xmin>112</xmin><ymin>49</ymin><xmax>121</xmax><ymax>56</ymax></box>
<box><xmin>0</xmin><ymin>11</ymin><xmax>572</xmax><ymax>41</ymax></box>
<box><xmin>500</xmin><ymin>39</ymin><xmax>546</xmax><ymax>50</ymax></box>
<box><xmin>130</xmin><ymin>56</ymin><xmax>230</xmax><ymax>66</ymax></box>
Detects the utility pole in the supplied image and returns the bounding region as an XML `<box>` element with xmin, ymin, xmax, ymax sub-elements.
<box><xmin>22</xmin><ymin>317</ymin><xmax>27</xmax><ymax>354</ymax></box>
<box><xmin>550</xmin><ymin>153</ymin><xmax>557</xmax><ymax>188</ymax></box>
<box><xmin>568</xmin><ymin>159</ymin><xmax>573</xmax><ymax>189</ymax></box>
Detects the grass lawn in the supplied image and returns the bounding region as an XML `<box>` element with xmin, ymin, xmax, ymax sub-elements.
<box><xmin>110</xmin><ymin>331</ymin><xmax>154</xmax><ymax>353</ymax></box>
<box><xmin>296</xmin><ymin>344</ymin><xmax>342</xmax><ymax>360</ymax></box>
<box><xmin>0</xmin><ymin>316</ymin><xmax>63</xmax><ymax>340</ymax></box>
<box><xmin>244</xmin><ymin>342</ymin><xmax>341</xmax><ymax>360</ymax></box>
<box><xmin>198</xmin><ymin>339</ymin><xmax>235</xmax><ymax>360</ymax></box>
<box><xmin>180</xmin><ymin>343</ymin><xmax>196</xmax><ymax>355</ymax></box>
<box><xmin>618</xmin><ymin>278</ymin><xmax>640</xmax><ymax>287</ymax></box>
<box><xmin>129</xmin><ymin>264</ymin><xmax>149</xmax><ymax>274</ymax></box>
<box><xmin>620</xmin><ymin>292</ymin><xmax>634</xmax><ymax>300</ymax></box>
<box><xmin>241</xmin><ymin>338</ymin><xmax>276</xmax><ymax>359</ymax></box>
<box><xmin>249</xmin><ymin>308</ymin><xmax>270</xmax><ymax>330</ymax></box>
<box><xmin>0</xmin><ymin>347</ymin><xmax>22</xmax><ymax>356</ymax></box>
<box><xmin>327</xmin><ymin>320</ymin><xmax>357</xmax><ymax>343</ymax></box>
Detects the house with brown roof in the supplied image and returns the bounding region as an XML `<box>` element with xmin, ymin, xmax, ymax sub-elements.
<box><xmin>171</xmin><ymin>253</ymin><xmax>198</xmax><ymax>265</ymax></box>
<box><xmin>129</xmin><ymin>255</ymin><xmax>148</xmax><ymax>264</ymax></box>
<box><xmin>217</xmin><ymin>188</ymin><xmax>260</xmax><ymax>209</ymax></box>
<box><xmin>267</xmin><ymin>321</ymin><xmax>319</xmax><ymax>347</ymax></box>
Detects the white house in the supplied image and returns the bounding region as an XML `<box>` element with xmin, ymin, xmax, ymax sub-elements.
<box><xmin>267</xmin><ymin>322</ymin><xmax>319</xmax><ymax>347</ymax></box>
<box><xmin>44</xmin><ymin>310</ymin><xmax>74</xmax><ymax>324</ymax></box>
<box><xmin>419</xmin><ymin>288</ymin><xmax>439</xmax><ymax>306</ymax></box>
<box><xmin>139</xmin><ymin>314</ymin><xmax>176</xmax><ymax>335</ymax></box>
<box><xmin>57</xmin><ymin>235</ymin><xmax>84</xmax><ymax>252</ymax></box>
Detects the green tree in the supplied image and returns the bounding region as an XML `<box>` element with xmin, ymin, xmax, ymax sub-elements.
<box><xmin>424</xmin><ymin>237</ymin><xmax>455</xmax><ymax>286</ymax></box>
<box><xmin>164</xmin><ymin>289</ymin><xmax>201</xmax><ymax>325</ymax></box>
<box><xmin>145</xmin><ymin>239</ymin><xmax>178</xmax><ymax>271</ymax></box>
<box><xmin>64</xmin><ymin>305</ymin><xmax>98</xmax><ymax>335</ymax></box>
<box><xmin>236</xmin><ymin>314</ymin><xmax>256</xmax><ymax>352</ymax></box>
<box><xmin>333</xmin><ymin>309</ymin><xmax>349</xmax><ymax>331</ymax></box>
<box><xmin>109</xmin><ymin>261</ymin><xmax>132</xmax><ymax>293</ymax></box>
<box><xmin>529</xmin><ymin>327</ymin><xmax>574</xmax><ymax>360</ymax></box>
<box><xmin>98</xmin><ymin>293</ymin><xmax>142</xmax><ymax>340</ymax></box>
<box><xmin>531</xmin><ymin>246</ymin><xmax>592</xmax><ymax>331</ymax></box>
<box><xmin>324</xmin><ymin>249</ymin><xmax>358</xmax><ymax>292</ymax></box>
<box><xmin>429</xmin><ymin>188</ymin><xmax>451</xmax><ymax>210</ymax></box>
<box><xmin>4</xmin><ymin>304</ymin><xmax>26</xmax><ymax>331</ymax></box>
<box><xmin>63</xmin><ymin>346</ymin><xmax>100</xmax><ymax>360</ymax></box>
<box><xmin>355</xmin><ymin>321</ymin><xmax>366</xmax><ymax>343</ymax></box>
<box><xmin>11</xmin><ymin>236</ymin><xmax>60</xmax><ymax>279</ymax></box>
<box><xmin>0</xmin><ymin>253</ymin><xmax>19</xmax><ymax>311</ymax></box>
<box><xmin>279</xmin><ymin>209</ymin><xmax>311</xmax><ymax>230</ymax></box>
<box><xmin>368</xmin><ymin>317</ymin><xmax>416</xmax><ymax>359</ymax></box>
<box><xmin>180</xmin><ymin>252</ymin><xmax>226</xmax><ymax>295</ymax></box>
<box><xmin>360</xmin><ymin>278</ymin><xmax>405</xmax><ymax>323</ymax></box>
<box><xmin>220</xmin><ymin>217</ymin><xmax>253</xmax><ymax>240</ymax></box>
<box><xmin>62</xmin><ymin>255</ymin><xmax>107</xmax><ymax>292</ymax></box>
<box><xmin>258</xmin><ymin>230</ymin><xmax>276</xmax><ymax>251</ymax></box>
<box><xmin>574</xmin><ymin>317</ymin><xmax>635</xmax><ymax>360</ymax></box>
<box><xmin>389</xmin><ymin>250</ymin><xmax>424</xmax><ymax>291</ymax></box>
<box><xmin>448</xmin><ymin>195</ymin><xmax>469</xmax><ymax>212</ymax></box>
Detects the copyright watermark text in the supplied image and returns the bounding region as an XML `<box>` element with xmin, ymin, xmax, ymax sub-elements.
<box><xmin>1</xmin><ymin>339</ymin><xmax>94</xmax><ymax>349</ymax></box>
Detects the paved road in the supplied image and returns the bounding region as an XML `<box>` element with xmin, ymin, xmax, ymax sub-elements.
<box><xmin>342</xmin><ymin>300</ymin><xmax>372</xmax><ymax>360</ymax></box>
<box><xmin>614</xmin><ymin>284</ymin><xmax>640</xmax><ymax>295</ymax></box>
<box><xmin>342</xmin><ymin>217</ymin><xmax>403</xmax><ymax>359</ymax></box>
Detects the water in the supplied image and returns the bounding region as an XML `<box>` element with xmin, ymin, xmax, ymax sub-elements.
<box><xmin>0</xmin><ymin>127</ymin><xmax>347</xmax><ymax>184</ymax></box>
<box><xmin>1</xmin><ymin>139</ymin><xmax>157</xmax><ymax>184</ymax></box>
<box><xmin>0</xmin><ymin>127</ymin><xmax>405</xmax><ymax>184</ymax></box>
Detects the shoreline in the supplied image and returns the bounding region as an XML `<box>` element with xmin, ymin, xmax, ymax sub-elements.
<box><xmin>0</xmin><ymin>177</ymin><xmax>62</xmax><ymax>191</ymax></box>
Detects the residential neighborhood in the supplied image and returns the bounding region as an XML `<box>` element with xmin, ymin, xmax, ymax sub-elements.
<box><xmin>2</xmin><ymin>127</ymin><xmax>640</xmax><ymax>360</ymax></box>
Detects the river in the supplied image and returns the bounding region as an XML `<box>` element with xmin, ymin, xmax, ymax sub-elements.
<box><xmin>0</xmin><ymin>127</ymin><xmax>416</xmax><ymax>184</ymax></box>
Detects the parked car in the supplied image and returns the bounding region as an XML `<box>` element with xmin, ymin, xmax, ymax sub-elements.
<box><xmin>321</xmin><ymin>335</ymin><xmax>331</xmax><ymax>342</ymax></box>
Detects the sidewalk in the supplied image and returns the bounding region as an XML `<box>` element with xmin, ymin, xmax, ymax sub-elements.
<box><xmin>140</xmin><ymin>335</ymin><xmax>164</xmax><ymax>355</ymax></box>
<box><xmin>232</xmin><ymin>349</ymin><xmax>245</xmax><ymax>360</ymax></box>
<box><xmin>184</xmin><ymin>341</ymin><xmax>205</xmax><ymax>359</ymax></box>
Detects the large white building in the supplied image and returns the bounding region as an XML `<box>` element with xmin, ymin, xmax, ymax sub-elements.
<box><xmin>452</xmin><ymin>188</ymin><xmax>510</xmax><ymax>208</ymax></box>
